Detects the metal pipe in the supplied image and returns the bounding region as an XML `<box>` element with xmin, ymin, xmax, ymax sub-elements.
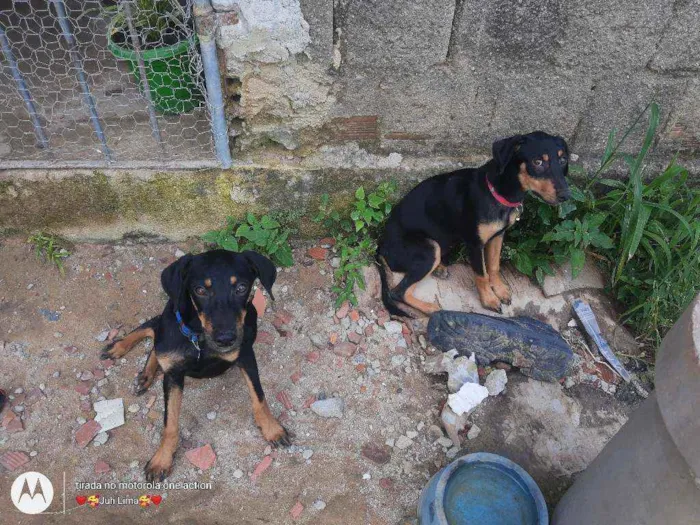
<box><xmin>0</xmin><ymin>25</ymin><xmax>50</xmax><ymax>150</ymax></box>
<box><xmin>50</xmin><ymin>0</ymin><xmax>113</xmax><ymax>161</ymax></box>
<box><xmin>193</xmin><ymin>0</ymin><xmax>232</xmax><ymax>168</ymax></box>
<box><xmin>123</xmin><ymin>1</ymin><xmax>166</xmax><ymax>157</ymax></box>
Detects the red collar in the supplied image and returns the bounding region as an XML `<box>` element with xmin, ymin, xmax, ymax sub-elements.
<box><xmin>486</xmin><ymin>174</ymin><xmax>522</xmax><ymax>208</ymax></box>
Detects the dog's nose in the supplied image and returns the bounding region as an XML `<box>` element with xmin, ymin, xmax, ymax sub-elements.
<box><xmin>214</xmin><ymin>331</ymin><xmax>236</xmax><ymax>346</ymax></box>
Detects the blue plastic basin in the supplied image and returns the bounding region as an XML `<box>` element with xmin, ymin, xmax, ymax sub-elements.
<box><xmin>418</xmin><ymin>453</ymin><xmax>548</xmax><ymax>525</ymax></box>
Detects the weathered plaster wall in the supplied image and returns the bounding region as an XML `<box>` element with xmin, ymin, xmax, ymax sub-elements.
<box><xmin>213</xmin><ymin>0</ymin><xmax>700</xmax><ymax>168</ymax></box>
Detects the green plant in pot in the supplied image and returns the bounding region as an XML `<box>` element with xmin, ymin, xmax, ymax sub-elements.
<box><xmin>106</xmin><ymin>0</ymin><xmax>202</xmax><ymax>114</ymax></box>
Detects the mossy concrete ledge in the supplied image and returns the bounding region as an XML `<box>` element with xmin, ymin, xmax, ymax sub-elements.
<box><xmin>0</xmin><ymin>167</ymin><xmax>438</xmax><ymax>241</ymax></box>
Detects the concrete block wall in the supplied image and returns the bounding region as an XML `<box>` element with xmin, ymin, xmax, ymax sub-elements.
<box><xmin>211</xmin><ymin>0</ymin><xmax>700</xmax><ymax>172</ymax></box>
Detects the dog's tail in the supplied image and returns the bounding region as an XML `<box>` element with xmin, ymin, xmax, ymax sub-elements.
<box><xmin>376</xmin><ymin>254</ymin><xmax>412</xmax><ymax>318</ymax></box>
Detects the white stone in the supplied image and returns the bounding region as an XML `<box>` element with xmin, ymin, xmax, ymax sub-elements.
<box><xmin>406</xmin><ymin>430</ymin><xmax>418</xmax><ymax>439</ymax></box>
<box><xmin>310</xmin><ymin>398</ymin><xmax>344</xmax><ymax>418</ymax></box>
<box><xmin>362</xmin><ymin>472</ymin><xmax>371</xmax><ymax>480</ymax></box>
<box><xmin>467</xmin><ymin>424</ymin><xmax>481</xmax><ymax>440</ymax></box>
<box><xmin>94</xmin><ymin>398</ymin><xmax>125</xmax><ymax>432</ymax></box>
<box><xmin>233</xmin><ymin>469</ymin><xmax>244</xmax><ymax>479</ymax></box>
<box><xmin>207</xmin><ymin>411</ymin><xmax>217</xmax><ymax>420</ymax></box>
<box><xmin>313</xmin><ymin>500</ymin><xmax>326</xmax><ymax>511</ymax></box>
<box><xmin>447</xmin><ymin>383</ymin><xmax>489</xmax><ymax>416</ymax></box>
<box><xmin>485</xmin><ymin>369</ymin><xmax>508</xmax><ymax>396</ymax></box>
<box><xmin>92</xmin><ymin>432</ymin><xmax>109</xmax><ymax>446</ymax></box>
<box><xmin>302</xmin><ymin>449</ymin><xmax>314</xmax><ymax>460</ymax></box>
<box><xmin>395</xmin><ymin>435</ymin><xmax>413</xmax><ymax>450</ymax></box>
<box><xmin>447</xmin><ymin>354</ymin><xmax>480</xmax><ymax>393</ymax></box>
<box><xmin>383</xmin><ymin>321</ymin><xmax>403</xmax><ymax>335</ymax></box>
<box><xmin>385</xmin><ymin>438</ymin><xmax>395</xmax><ymax>448</ymax></box>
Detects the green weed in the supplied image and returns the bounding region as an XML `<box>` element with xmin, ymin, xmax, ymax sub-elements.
<box><xmin>202</xmin><ymin>213</ymin><xmax>295</xmax><ymax>267</ymax></box>
<box><xmin>27</xmin><ymin>232</ymin><xmax>71</xmax><ymax>276</ymax></box>
<box><xmin>315</xmin><ymin>181</ymin><xmax>397</xmax><ymax>306</ymax></box>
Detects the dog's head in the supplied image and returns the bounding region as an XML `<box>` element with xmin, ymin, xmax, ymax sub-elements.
<box><xmin>161</xmin><ymin>249</ymin><xmax>276</xmax><ymax>353</ymax></box>
<box><xmin>492</xmin><ymin>131</ymin><xmax>571</xmax><ymax>205</ymax></box>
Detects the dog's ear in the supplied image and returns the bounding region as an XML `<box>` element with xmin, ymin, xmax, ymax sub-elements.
<box><xmin>242</xmin><ymin>251</ymin><xmax>277</xmax><ymax>300</ymax></box>
<box><xmin>161</xmin><ymin>253</ymin><xmax>193</xmax><ymax>314</ymax></box>
<box><xmin>492</xmin><ymin>135</ymin><xmax>524</xmax><ymax>174</ymax></box>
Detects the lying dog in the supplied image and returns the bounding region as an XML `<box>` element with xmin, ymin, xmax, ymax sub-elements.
<box><xmin>101</xmin><ymin>249</ymin><xmax>291</xmax><ymax>481</ymax></box>
<box><xmin>377</xmin><ymin>131</ymin><xmax>571</xmax><ymax>316</ymax></box>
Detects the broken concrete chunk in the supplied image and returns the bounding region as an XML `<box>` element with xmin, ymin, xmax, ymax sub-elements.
<box><xmin>441</xmin><ymin>405</ymin><xmax>468</xmax><ymax>447</ymax></box>
<box><xmin>447</xmin><ymin>382</ymin><xmax>489</xmax><ymax>416</ymax></box>
<box><xmin>93</xmin><ymin>398</ymin><xmax>125</xmax><ymax>432</ymax></box>
<box><xmin>310</xmin><ymin>398</ymin><xmax>344</xmax><ymax>418</ymax></box>
<box><xmin>424</xmin><ymin>349</ymin><xmax>479</xmax><ymax>393</ymax></box>
<box><xmin>485</xmin><ymin>369</ymin><xmax>508</xmax><ymax>396</ymax></box>
<box><xmin>467</xmin><ymin>424</ymin><xmax>481</xmax><ymax>440</ymax></box>
<box><xmin>428</xmin><ymin>311</ymin><xmax>574</xmax><ymax>382</ymax></box>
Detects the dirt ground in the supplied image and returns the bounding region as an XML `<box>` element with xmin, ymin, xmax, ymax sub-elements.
<box><xmin>0</xmin><ymin>236</ymin><xmax>643</xmax><ymax>524</ymax></box>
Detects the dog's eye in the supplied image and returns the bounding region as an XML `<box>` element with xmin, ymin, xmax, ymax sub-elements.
<box><xmin>235</xmin><ymin>283</ymin><xmax>248</xmax><ymax>295</ymax></box>
<box><xmin>559</xmin><ymin>156</ymin><xmax>568</xmax><ymax>165</ymax></box>
<box><xmin>194</xmin><ymin>286</ymin><xmax>207</xmax><ymax>296</ymax></box>
<box><xmin>533</xmin><ymin>159</ymin><xmax>543</xmax><ymax>167</ymax></box>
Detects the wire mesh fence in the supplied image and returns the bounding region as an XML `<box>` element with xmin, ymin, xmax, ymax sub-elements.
<box><xmin>0</xmin><ymin>0</ymin><xmax>219</xmax><ymax>168</ymax></box>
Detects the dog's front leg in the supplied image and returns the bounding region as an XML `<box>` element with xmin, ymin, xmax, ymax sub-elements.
<box><xmin>145</xmin><ymin>371</ymin><xmax>184</xmax><ymax>481</ymax></box>
<box><xmin>485</xmin><ymin>233</ymin><xmax>511</xmax><ymax>304</ymax></box>
<box><xmin>238</xmin><ymin>353</ymin><xmax>291</xmax><ymax>447</ymax></box>
<box><xmin>468</xmin><ymin>243</ymin><xmax>502</xmax><ymax>312</ymax></box>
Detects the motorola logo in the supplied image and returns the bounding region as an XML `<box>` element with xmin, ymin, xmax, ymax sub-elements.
<box><xmin>11</xmin><ymin>471</ymin><xmax>54</xmax><ymax>514</ymax></box>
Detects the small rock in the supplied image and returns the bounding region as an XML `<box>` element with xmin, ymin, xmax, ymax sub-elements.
<box><xmin>385</xmin><ymin>437</ymin><xmax>395</xmax><ymax>448</ymax></box>
<box><xmin>333</xmin><ymin>342</ymin><xmax>357</xmax><ymax>358</ymax></box>
<box><xmin>93</xmin><ymin>432</ymin><xmax>109</xmax><ymax>447</ymax></box>
<box><xmin>362</xmin><ymin>472</ymin><xmax>371</xmax><ymax>480</ymax></box>
<box><xmin>264</xmin><ymin>445</ymin><xmax>272</xmax><ymax>456</ymax></box>
<box><xmin>447</xmin><ymin>383</ymin><xmax>489</xmax><ymax>416</ymax></box>
<box><xmin>310</xmin><ymin>398</ymin><xmax>344</xmax><ymax>418</ymax></box>
<box><xmin>302</xmin><ymin>449</ymin><xmax>314</xmax><ymax>460</ymax></box>
<box><xmin>233</xmin><ymin>469</ymin><xmax>244</xmax><ymax>479</ymax></box>
<box><xmin>437</xmin><ymin>437</ymin><xmax>454</xmax><ymax>448</ymax></box>
<box><xmin>80</xmin><ymin>371</ymin><xmax>94</xmax><ymax>381</ymax></box>
<box><xmin>128</xmin><ymin>403</ymin><xmax>140</xmax><ymax>413</ymax></box>
<box><xmin>336</xmin><ymin>301</ymin><xmax>350</xmax><ymax>319</ymax></box>
<box><xmin>446</xmin><ymin>446</ymin><xmax>460</xmax><ymax>459</ymax></box>
<box><xmin>485</xmin><ymin>369</ymin><xmax>508</xmax><ymax>396</ymax></box>
<box><xmin>175</xmin><ymin>248</ymin><xmax>186</xmax><ymax>258</ymax></box>
<box><xmin>310</xmin><ymin>334</ymin><xmax>326</xmax><ymax>348</ymax></box>
<box><xmin>361</xmin><ymin>442</ymin><xmax>391</xmax><ymax>464</ymax></box>
<box><xmin>383</xmin><ymin>321</ymin><xmax>403</xmax><ymax>335</ymax></box>
<box><xmin>77</xmin><ymin>417</ymin><xmax>87</xmax><ymax>425</ymax></box>
<box><xmin>428</xmin><ymin>425</ymin><xmax>444</xmax><ymax>442</ymax></box>
<box><xmin>313</xmin><ymin>500</ymin><xmax>326</xmax><ymax>511</ymax></box>
<box><xmin>347</xmin><ymin>331</ymin><xmax>362</xmax><ymax>344</ymax></box>
<box><xmin>467</xmin><ymin>424</ymin><xmax>481</xmax><ymax>440</ymax></box>
<box><xmin>93</xmin><ymin>398</ymin><xmax>125</xmax><ymax>431</ymax></box>
<box><xmin>417</xmin><ymin>421</ymin><xmax>425</xmax><ymax>431</ymax></box>
<box><xmin>306</xmin><ymin>350</ymin><xmax>321</xmax><ymax>363</ymax></box>
<box><xmin>130</xmin><ymin>460</ymin><xmax>139</xmax><ymax>469</ymax></box>
<box><xmin>307</xmin><ymin>247</ymin><xmax>328</xmax><ymax>260</ymax></box>
<box><xmin>29</xmin><ymin>451</ymin><xmax>38</xmax><ymax>457</ymax></box>
<box><xmin>379</xmin><ymin>478</ymin><xmax>394</xmax><ymax>489</ymax></box>
<box><xmin>330</xmin><ymin>257</ymin><xmax>341</xmax><ymax>268</ymax></box>
<box><xmin>441</xmin><ymin>405</ymin><xmax>468</xmax><ymax>447</ymax></box>
<box><xmin>290</xmin><ymin>501</ymin><xmax>304</xmax><ymax>520</ymax></box>
<box><xmin>96</xmin><ymin>330</ymin><xmax>110</xmax><ymax>342</ymax></box>
<box><xmin>185</xmin><ymin>444</ymin><xmax>216</xmax><ymax>470</ymax></box>
<box><xmin>14</xmin><ymin>388</ymin><xmax>24</xmax><ymax>394</ymax></box>
<box><xmin>206</xmin><ymin>411</ymin><xmax>217</xmax><ymax>421</ymax></box>
<box><xmin>251</xmin><ymin>455</ymin><xmax>273</xmax><ymax>482</ymax></box>
<box><xmin>395</xmin><ymin>435</ymin><xmax>413</xmax><ymax>450</ymax></box>
<box><xmin>94</xmin><ymin>460</ymin><xmax>111</xmax><ymax>474</ymax></box>
<box><xmin>406</xmin><ymin>431</ymin><xmax>418</xmax><ymax>439</ymax></box>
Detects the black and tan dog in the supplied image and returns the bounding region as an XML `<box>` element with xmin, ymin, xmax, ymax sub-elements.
<box><xmin>377</xmin><ymin>131</ymin><xmax>571</xmax><ymax>316</ymax></box>
<box><xmin>101</xmin><ymin>249</ymin><xmax>291</xmax><ymax>481</ymax></box>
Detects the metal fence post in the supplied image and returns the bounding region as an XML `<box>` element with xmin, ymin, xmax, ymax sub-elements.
<box><xmin>50</xmin><ymin>0</ymin><xmax>113</xmax><ymax>162</ymax></box>
<box><xmin>193</xmin><ymin>0</ymin><xmax>232</xmax><ymax>168</ymax></box>
<box><xmin>0</xmin><ymin>25</ymin><xmax>50</xmax><ymax>151</ymax></box>
<box><xmin>123</xmin><ymin>1</ymin><xmax>166</xmax><ymax>157</ymax></box>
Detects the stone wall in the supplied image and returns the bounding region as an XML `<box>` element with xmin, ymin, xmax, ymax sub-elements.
<box><xmin>212</xmin><ymin>0</ymin><xmax>700</xmax><ymax>171</ymax></box>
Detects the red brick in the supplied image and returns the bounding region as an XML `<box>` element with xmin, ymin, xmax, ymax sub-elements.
<box><xmin>75</xmin><ymin>420</ymin><xmax>102</xmax><ymax>448</ymax></box>
<box><xmin>94</xmin><ymin>460</ymin><xmax>111</xmax><ymax>474</ymax></box>
<box><xmin>275</xmin><ymin>391</ymin><xmax>294</xmax><ymax>410</ymax></box>
<box><xmin>361</xmin><ymin>442</ymin><xmax>391</xmax><ymax>465</ymax></box>
<box><xmin>331</xmin><ymin>115</ymin><xmax>379</xmax><ymax>141</ymax></box>
<box><xmin>364</xmin><ymin>325</ymin><xmax>374</xmax><ymax>337</ymax></box>
<box><xmin>185</xmin><ymin>444</ymin><xmax>216</xmax><ymax>470</ymax></box>
<box><xmin>355</xmin><ymin>364</ymin><xmax>367</xmax><ymax>374</ymax></box>
<box><xmin>75</xmin><ymin>384</ymin><xmax>91</xmax><ymax>395</ymax></box>
<box><xmin>251</xmin><ymin>455</ymin><xmax>273</xmax><ymax>482</ymax></box>
<box><xmin>333</xmin><ymin>342</ymin><xmax>357</xmax><ymax>358</ymax></box>
<box><xmin>93</xmin><ymin>369</ymin><xmax>106</xmax><ymax>380</ymax></box>
<box><xmin>349</xmin><ymin>310</ymin><xmax>360</xmax><ymax>322</ymax></box>
<box><xmin>379</xmin><ymin>477</ymin><xmax>394</xmax><ymax>489</ymax></box>
<box><xmin>347</xmin><ymin>331</ymin><xmax>362</xmax><ymax>344</ymax></box>
<box><xmin>303</xmin><ymin>396</ymin><xmax>317</xmax><ymax>409</ymax></box>
<box><xmin>319</xmin><ymin>237</ymin><xmax>336</xmax><ymax>247</ymax></box>
<box><xmin>335</xmin><ymin>301</ymin><xmax>350</xmax><ymax>319</ymax></box>
<box><xmin>0</xmin><ymin>451</ymin><xmax>30</xmax><ymax>471</ymax></box>
<box><xmin>306</xmin><ymin>351</ymin><xmax>321</xmax><ymax>364</ymax></box>
<box><xmin>6</xmin><ymin>418</ymin><xmax>24</xmax><ymax>433</ymax></box>
<box><xmin>100</xmin><ymin>358</ymin><xmax>114</xmax><ymax>369</ymax></box>
<box><xmin>252</xmin><ymin>288</ymin><xmax>267</xmax><ymax>317</ymax></box>
<box><xmin>257</xmin><ymin>330</ymin><xmax>275</xmax><ymax>345</ymax></box>
<box><xmin>307</xmin><ymin>247</ymin><xmax>328</xmax><ymax>260</ymax></box>
<box><xmin>290</xmin><ymin>501</ymin><xmax>304</xmax><ymax>520</ymax></box>
<box><xmin>290</xmin><ymin>371</ymin><xmax>302</xmax><ymax>384</ymax></box>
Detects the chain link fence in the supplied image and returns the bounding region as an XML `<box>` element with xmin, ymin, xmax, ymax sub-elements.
<box><xmin>0</xmin><ymin>0</ymin><xmax>221</xmax><ymax>168</ymax></box>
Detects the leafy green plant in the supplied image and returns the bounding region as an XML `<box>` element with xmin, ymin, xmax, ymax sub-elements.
<box><xmin>315</xmin><ymin>181</ymin><xmax>397</xmax><ymax>306</ymax></box>
<box><xmin>506</xmin><ymin>102</ymin><xmax>700</xmax><ymax>345</ymax></box>
<box><xmin>27</xmin><ymin>232</ymin><xmax>71</xmax><ymax>276</ymax></box>
<box><xmin>202</xmin><ymin>213</ymin><xmax>295</xmax><ymax>267</ymax></box>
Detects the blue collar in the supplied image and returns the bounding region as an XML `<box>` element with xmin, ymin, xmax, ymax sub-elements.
<box><xmin>175</xmin><ymin>310</ymin><xmax>201</xmax><ymax>359</ymax></box>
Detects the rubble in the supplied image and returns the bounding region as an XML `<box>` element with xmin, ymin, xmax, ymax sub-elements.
<box><xmin>447</xmin><ymin>383</ymin><xmax>489</xmax><ymax>416</ymax></box>
<box><xmin>93</xmin><ymin>398</ymin><xmax>125</xmax><ymax>431</ymax></box>
<box><xmin>310</xmin><ymin>398</ymin><xmax>344</xmax><ymax>418</ymax></box>
<box><xmin>485</xmin><ymin>369</ymin><xmax>508</xmax><ymax>396</ymax></box>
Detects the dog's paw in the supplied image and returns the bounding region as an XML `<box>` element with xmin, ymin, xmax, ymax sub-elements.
<box><xmin>491</xmin><ymin>280</ymin><xmax>512</xmax><ymax>305</ymax></box>
<box><xmin>100</xmin><ymin>339</ymin><xmax>124</xmax><ymax>360</ymax></box>
<box><xmin>261</xmin><ymin>420</ymin><xmax>293</xmax><ymax>448</ymax></box>
<box><xmin>144</xmin><ymin>450</ymin><xmax>174</xmax><ymax>482</ymax></box>
<box><xmin>134</xmin><ymin>371</ymin><xmax>155</xmax><ymax>396</ymax></box>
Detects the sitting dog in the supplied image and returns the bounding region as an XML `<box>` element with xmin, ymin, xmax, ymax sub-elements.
<box><xmin>377</xmin><ymin>131</ymin><xmax>571</xmax><ymax>316</ymax></box>
<box><xmin>101</xmin><ymin>249</ymin><xmax>291</xmax><ymax>481</ymax></box>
